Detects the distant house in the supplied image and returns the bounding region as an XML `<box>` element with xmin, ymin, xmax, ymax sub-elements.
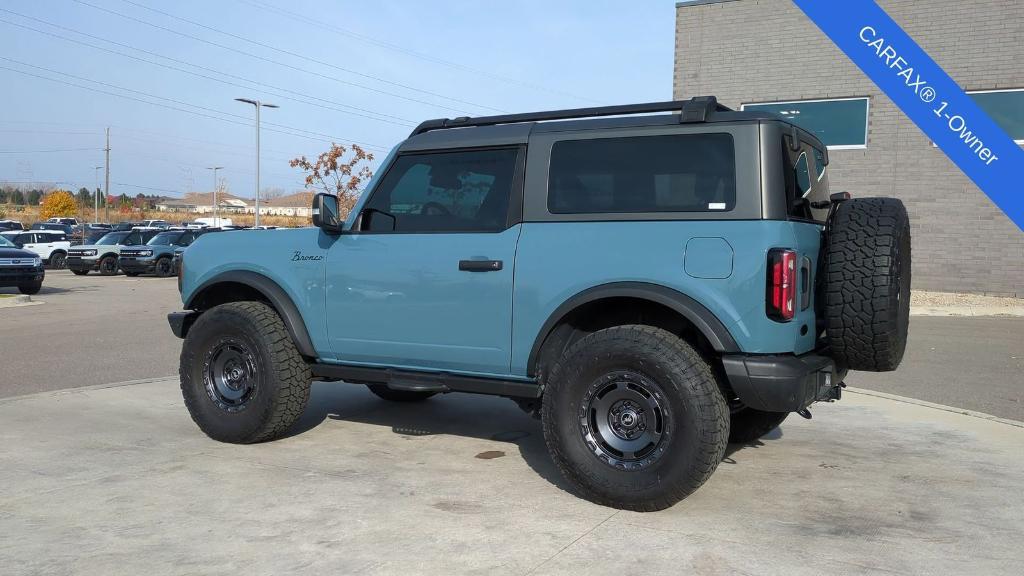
<box><xmin>260</xmin><ymin>192</ymin><xmax>314</xmax><ymax>217</ymax></box>
<box><xmin>156</xmin><ymin>192</ymin><xmax>252</xmax><ymax>214</ymax></box>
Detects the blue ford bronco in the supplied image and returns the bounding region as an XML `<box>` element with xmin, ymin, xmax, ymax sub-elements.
<box><xmin>169</xmin><ymin>98</ymin><xmax>911</xmax><ymax>511</ymax></box>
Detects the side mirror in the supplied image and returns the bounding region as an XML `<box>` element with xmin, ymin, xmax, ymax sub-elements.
<box><xmin>311</xmin><ymin>193</ymin><xmax>343</xmax><ymax>235</ymax></box>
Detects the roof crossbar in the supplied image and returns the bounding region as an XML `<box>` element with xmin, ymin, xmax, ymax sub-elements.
<box><xmin>409</xmin><ymin>96</ymin><xmax>731</xmax><ymax>136</ymax></box>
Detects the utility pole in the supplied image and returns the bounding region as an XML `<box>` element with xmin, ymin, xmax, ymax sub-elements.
<box><xmin>93</xmin><ymin>166</ymin><xmax>103</xmax><ymax>224</ymax></box>
<box><xmin>235</xmin><ymin>98</ymin><xmax>278</xmax><ymax>228</ymax></box>
<box><xmin>206</xmin><ymin>166</ymin><xmax>223</xmax><ymax>225</ymax></box>
<box><xmin>104</xmin><ymin>127</ymin><xmax>110</xmax><ymax>223</ymax></box>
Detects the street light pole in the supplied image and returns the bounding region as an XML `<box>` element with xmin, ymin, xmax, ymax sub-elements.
<box><xmin>234</xmin><ymin>98</ymin><xmax>278</xmax><ymax>228</ymax></box>
<box><xmin>93</xmin><ymin>166</ymin><xmax>103</xmax><ymax>224</ymax></box>
<box><xmin>206</xmin><ymin>166</ymin><xmax>223</xmax><ymax>225</ymax></box>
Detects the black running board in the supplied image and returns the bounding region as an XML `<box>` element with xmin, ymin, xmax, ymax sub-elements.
<box><xmin>309</xmin><ymin>363</ymin><xmax>542</xmax><ymax>399</ymax></box>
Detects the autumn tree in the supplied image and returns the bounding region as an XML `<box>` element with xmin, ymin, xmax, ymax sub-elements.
<box><xmin>290</xmin><ymin>143</ymin><xmax>374</xmax><ymax>216</ymax></box>
<box><xmin>40</xmin><ymin>190</ymin><xmax>78</xmax><ymax>219</ymax></box>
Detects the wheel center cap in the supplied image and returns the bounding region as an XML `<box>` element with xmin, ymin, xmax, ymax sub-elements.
<box><xmin>619</xmin><ymin>410</ymin><xmax>638</xmax><ymax>428</ymax></box>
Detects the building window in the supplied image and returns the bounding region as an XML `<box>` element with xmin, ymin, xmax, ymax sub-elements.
<box><xmin>741</xmin><ymin>97</ymin><xmax>869</xmax><ymax>149</ymax></box>
<box><xmin>968</xmin><ymin>89</ymin><xmax>1024</xmax><ymax>144</ymax></box>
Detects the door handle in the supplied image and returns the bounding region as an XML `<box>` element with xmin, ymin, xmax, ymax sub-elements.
<box><xmin>459</xmin><ymin>259</ymin><xmax>503</xmax><ymax>272</ymax></box>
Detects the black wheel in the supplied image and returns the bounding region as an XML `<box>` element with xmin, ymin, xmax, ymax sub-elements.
<box><xmin>366</xmin><ymin>384</ymin><xmax>436</xmax><ymax>402</ymax></box>
<box><xmin>180</xmin><ymin>301</ymin><xmax>311</xmax><ymax>444</ymax></box>
<box><xmin>72</xmin><ymin>270</ymin><xmax>89</xmax><ymax>276</ymax></box>
<box><xmin>49</xmin><ymin>252</ymin><xmax>66</xmax><ymax>269</ymax></box>
<box><xmin>542</xmin><ymin>325</ymin><xmax>728</xmax><ymax>512</ymax></box>
<box><xmin>728</xmin><ymin>407</ymin><xmax>788</xmax><ymax>444</ymax></box>
<box><xmin>823</xmin><ymin>198</ymin><xmax>911</xmax><ymax>371</ymax></box>
<box><xmin>123</xmin><ymin>271</ymin><xmax>141</xmax><ymax>277</ymax></box>
<box><xmin>154</xmin><ymin>257</ymin><xmax>174</xmax><ymax>278</ymax></box>
<box><xmin>98</xmin><ymin>255</ymin><xmax>118</xmax><ymax>276</ymax></box>
<box><xmin>18</xmin><ymin>282</ymin><xmax>42</xmax><ymax>295</ymax></box>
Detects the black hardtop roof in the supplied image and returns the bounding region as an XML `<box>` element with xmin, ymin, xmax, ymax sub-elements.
<box><xmin>405</xmin><ymin>96</ymin><xmax>826</xmax><ymax>151</ymax></box>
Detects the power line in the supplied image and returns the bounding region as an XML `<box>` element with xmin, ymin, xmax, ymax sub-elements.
<box><xmin>0</xmin><ymin>10</ymin><xmax>415</xmax><ymax>127</ymax></box>
<box><xmin>0</xmin><ymin>148</ymin><xmax>103</xmax><ymax>154</ymax></box>
<box><xmin>72</xmin><ymin>0</ymin><xmax>487</xmax><ymax>116</ymax></box>
<box><xmin>115</xmin><ymin>0</ymin><xmax>507</xmax><ymax>114</ymax></box>
<box><xmin>0</xmin><ymin>58</ymin><xmax>389</xmax><ymax>150</ymax></box>
<box><xmin>238</xmin><ymin>0</ymin><xmax>605</xmax><ymax>105</ymax></box>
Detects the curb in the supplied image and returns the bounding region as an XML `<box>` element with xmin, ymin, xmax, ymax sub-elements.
<box><xmin>0</xmin><ymin>295</ymin><xmax>43</xmax><ymax>309</ymax></box>
<box><xmin>845</xmin><ymin>387</ymin><xmax>1024</xmax><ymax>429</ymax></box>
<box><xmin>0</xmin><ymin>375</ymin><xmax>177</xmax><ymax>405</ymax></box>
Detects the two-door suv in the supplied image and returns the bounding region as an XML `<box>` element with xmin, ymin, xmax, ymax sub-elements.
<box><xmin>169</xmin><ymin>98</ymin><xmax>911</xmax><ymax>511</ymax></box>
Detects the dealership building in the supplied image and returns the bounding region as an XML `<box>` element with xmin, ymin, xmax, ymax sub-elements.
<box><xmin>674</xmin><ymin>0</ymin><xmax>1023</xmax><ymax>295</ymax></box>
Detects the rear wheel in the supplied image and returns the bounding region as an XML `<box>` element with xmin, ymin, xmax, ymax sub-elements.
<box><xmin>366</xmin><ymin>385</ymin><xmax>436</xmax><ymax>402</ymax></box>
<box><xmin>180</xmin><ymin>301</ymin><xmax>311</xmax><ymax>444</ymax></box>
<box><xmin>823</xmin><ymin>198</ymin><xmax>911</xmax><ymax>371</ymax></box>
<box><xmin>98</xmin><ymin>255</ymin><xmax>118</xmax><ymax>276</ymax></box>
<box><xmin>542</xmin><ymin>325</ymin><xmax>728</xmax><ymax>512</ymax></box>
<box><xmin>154</xmin><ymin>257</ymin><xmax>174</xmax><ymax>278</ymax></box>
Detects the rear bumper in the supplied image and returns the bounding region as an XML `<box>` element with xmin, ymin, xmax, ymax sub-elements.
<box><xmin>722</xmin><ymin>352</ymin><xmax>846</xmax><ymax>413</ymax></box>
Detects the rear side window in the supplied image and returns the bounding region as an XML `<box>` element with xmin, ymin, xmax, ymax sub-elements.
<box><xmin>363</xmin><ymin>148</ymin><xmax>519</xmax><ymax>233</ymax></box>
<box><xmin>547</xmin><ymin>133</ymin><xmax>736</xmax><ymax>214</ymax></box>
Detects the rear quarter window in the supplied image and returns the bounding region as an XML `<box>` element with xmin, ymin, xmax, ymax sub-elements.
<box><xmin>547</xmin><ymin>133</ymin><xmax>736</xmax><ymax>214</ymax></box>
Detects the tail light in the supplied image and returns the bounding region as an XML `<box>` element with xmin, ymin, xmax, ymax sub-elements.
<box><xmin>767</xmin><ymin>248</ymin><xmax>796</xmax><ymax>322</ymax></box>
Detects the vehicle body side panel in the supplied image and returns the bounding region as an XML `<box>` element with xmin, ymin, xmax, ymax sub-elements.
<box><xmin>510</xmin><ymin>220</ymin><xmax>821</xmax><ymax>377</ymax></box>
<box><xmin>180</xmin><ymin>228</ymin><xmax>331</xmax><ymax>358</ymax></box>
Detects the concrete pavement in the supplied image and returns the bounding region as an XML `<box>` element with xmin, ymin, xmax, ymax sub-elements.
<box><xmin>1</xmin><ymin>378</ymin><xmax>1022</xmax><ymax>575</ymax></box>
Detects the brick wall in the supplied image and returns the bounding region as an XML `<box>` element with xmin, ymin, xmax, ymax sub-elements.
<box><xmin>674</xmin><ymin>0</ymin><xmax>1023</xmax><ymax>296</ymax></box>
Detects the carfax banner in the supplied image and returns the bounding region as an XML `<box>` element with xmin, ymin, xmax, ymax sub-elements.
<box><xmin>792</xmin><ymin>0</ymin><xmax>1024</xmax><ymax>231</ymax></box>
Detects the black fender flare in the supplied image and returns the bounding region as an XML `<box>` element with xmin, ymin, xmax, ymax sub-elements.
<box><xmin>185</xmin><ymin>270</ymin><xmax>317</xmax><ymax>358</ymax></box>
<box><xmin>527</xmin><ymin>282</ymin><xmax>739</xmax><ymax>374</ymax></box>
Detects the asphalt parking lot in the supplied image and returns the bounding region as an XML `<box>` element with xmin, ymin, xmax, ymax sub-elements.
<box><xmin>1</xmin><ymin>269</ymin><xmax>1023</xmax><ymax>575</ymax></box>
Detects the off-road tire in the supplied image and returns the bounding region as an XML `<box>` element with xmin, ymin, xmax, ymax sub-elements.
<box><xmin>366</xmin><ymin>384</ymin><xmax>437</xmax><ymax>402</ymax></box>
<box><xmin>180</xmin><ymin>301</ymin><xmax>311</xmax><ymax>444</ymax></box>
<box><xmin>98</xmin><ymin>255</ymin><xmax>118</xmax><ymax>276</ymax></box>
<box><xmin>49</xmin><ymin>252</ymin><xmax>66</xmax><ymax>269</ymax></box>
<box><xmin>542</xmin><ymin>325</ymin><xmax>729</xmax><ymax>512</ymax></box>
<box><xmin>72</xmin><ymin>270</ymin><xmax>89</xmax><ymax>276</ymax></box>
<box><xmin>823</xmin><ymin>197</ymin><xmax>911</xmax><ymax>372</ymax></box>
<box><xmin>19</xmin><ymin>282</ymin><xmax>42</xmax><ymax>295</ymax></box>
<box><xmin>154</xmin><ymin>257</ymin><xmax>174</xmax><ymax>278</ymax></box>
<box><xmin>728</xmin><ymin>408</ymin><xmax>788</xmax><ymax>444</ymax></box>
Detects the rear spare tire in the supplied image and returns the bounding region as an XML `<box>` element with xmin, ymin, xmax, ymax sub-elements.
<box><xmin>823</xmin><ymin>197</ymin><xmax>911</xmax><ymax>372</ymax></box>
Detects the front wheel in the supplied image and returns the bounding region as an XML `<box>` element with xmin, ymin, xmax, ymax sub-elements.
<box><xmin>98</xmin><ymin>255</ymin><xmax>118</xmax><ymax>276</ymax></box>
<box><xmin>19</xmin><ymin>282</ymin><xmax>42</xmax><ymax>295</ymax></box>
<box><xmin>154</xmin><ymin>257</ymin><xmax>174</xmax><ymax>278</ymax></box>
<box><xmin>180</xmin><ymin>301</ymin><xmax>311</xmax><ymax>444</ymax></box>
<box><xmin>49</xmin><ymin>252</ymin><xmax>66</xmax><ymax>269</ymax></box>
<box><xmin>542</xmin><ymin>325</ymin><xmax>729</xmax><ymax>512</ymax></box>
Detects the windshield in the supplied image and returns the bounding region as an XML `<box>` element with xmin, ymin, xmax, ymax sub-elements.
<box><xmin>95</xmin><ymin>232</ymin><xmax>129</xmax><ymax>245</ymax></box>
<box><xmin>0</xmin><ymin>235</ymin><xmax>15</xmax><ymax>248</ymax></box>
<box><xmin>147</xmin><ymin>231</ymin><xmax>183</xmax><ymax>246</ymax></box>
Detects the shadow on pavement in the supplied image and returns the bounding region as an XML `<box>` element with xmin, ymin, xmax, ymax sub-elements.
<box><xmin>288</xmin><ymin>380</ymin><xmax>571</xmax><ymax>493</ymax></box>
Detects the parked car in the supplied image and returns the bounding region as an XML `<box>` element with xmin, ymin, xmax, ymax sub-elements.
<box><xmin>0</xmin><ymin>230</ymin><xmax>71</xmax><ymax>269</ymax></box>
<box><xmin>195</xmin><ymin>217</ymin><xmax>232</xmax><ymax>228</ymax></box>
<box><xmin>30</xmin><ymin>222</ymin><xmax>73</xmax><ymax>235</ymax></box>
<box><xmin>65</xmin><ymin>228</ymin><xmax>161</xmax><ymax>276</ymax></box>
<box><xmin>47</xmin><ymin>217</ymin><xmax>79</xmax><ymax>226</ymax></box>
<box><xmin>0</xmin><ymin>220</ymin><xmax>25</xmax><ymax>232</ymax></box>
<box><xmin>168</xmin><ymin>97</ymin><xmax>911</xmax><ymax>511</ymax></box>
<box><xmin>0</xmin><ymin>234</ymin><xmax>44</xmax><ymax>294</ymax></box>
<box><xmin>112</xmin><ymin>221</ymin><xmax>145</xmax><ymax>232</ymax></box>
<box><xmin>119</xmin><ymin>228</ymin><xmax>217</xmax><ymax>277</ymax></box>
<box><xmin>139</xmin><ymin>219</ymin><xmax>169</xmax><ymax>229</ymax></box>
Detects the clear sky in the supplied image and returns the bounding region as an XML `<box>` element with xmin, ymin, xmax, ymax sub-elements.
<box><xmin>0</xmin><ymin>0</ymin><xmax>676</xmax><ymax>199</ymax></box>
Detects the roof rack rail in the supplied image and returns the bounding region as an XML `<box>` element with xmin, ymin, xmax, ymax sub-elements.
<box><xmin>409</xmin><ymin>96</ymin><xmax>731</xmax><ymax>136</ymax></box>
